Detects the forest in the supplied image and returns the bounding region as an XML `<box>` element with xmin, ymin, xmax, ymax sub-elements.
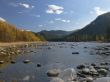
<box><xmin>0</xmin><ymin>21</ymin><xmax>42</xmax><ymax>42</ymax></box>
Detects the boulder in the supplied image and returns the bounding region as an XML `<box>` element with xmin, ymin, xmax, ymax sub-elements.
<box><xmin>11</xmin><ymin>60</ymin><xmax>16</xmax><ymax>64</ymax></box>
<box><xmin>86</xmin><ymin>77</ymin><xmax>94</xmax><ymax>82</ymax></box>
<box><xmin>37</xmin><ymin>63</ymin><xmax>41</xmax><ymax>67</ymax></box>
<box><xmin>59</xmin><ymin>68</ymin><xmax>77</xmax><ymax>82</ymax></box>
<box><xmin>77</xmin><ymin>65</ymin><xmax>85</xmax><ymax>69</ymax></box>
<box><xmin>50</xmin><ymin>78</ymin><xmax>64</xmax><ymax>82</ymax></box>
<box><xmin>90</xmin><ymin>66</ymin><xmax>97</xmax><ymax>73</ymax></box>
<box><xmin>47</xmin><ymin>69</ymin><xmax>60</xmax><ymax>77</ymax></box>
<box><xmin>72</xmin><ymin>52</ymin><xmax>79</xmax><ymax>54</ymax></box>
<box><xmin>82</xmin><ymin>68</ymin><xmax>90</xmax><ymax>74</ymax></box>
<box><xmin>98</xmin><ymin>69</ymin><xmax>107</xmax><ymax>76</ymax></box>
<box><xmin>23</xmin><ymin>60</ymin><xmax>30</xmax><ymax>63</ymax></box>
<box><xmin>81</xmin><ymin>77</ymin><xmax>93</xmax><ymax>82</ymax></box>
<box><xmin>93</xmin><ymin>77</ymin><xmax>110</xmax><ymax>82</ymax></box>
<box><xmin>0</xmin><ymin>61</ymin><xmax>4</xmax><ymax>64</ymax></box>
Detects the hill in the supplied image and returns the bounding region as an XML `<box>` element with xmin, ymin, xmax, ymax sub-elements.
<box><xmin>0</xmin><ymin>20</ymin><xmax>42</xmax><ymax>42</ymax></box>
<box><xmin>38</xmin><ymin>30</ymin><xmax>73</xmax><ymax>41</ymax></box>
<box><xmin>65</xmin><ymin>12</ymin><xmax>110</xmax><ymax>41</ymax></box>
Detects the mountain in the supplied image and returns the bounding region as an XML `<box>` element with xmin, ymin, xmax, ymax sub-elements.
<box><xmin>65</xmin><ymin>12</ymin><xmax>110</xmax><ymax>41</ymax></box>
<box><xmin>38</xmin><ymin>30</ymin><xmax>73</xmax><ymax>41</ymax></box>
<box><xmin>0</xmin><ymin>20</ymin><xmax>42</xmax><ymax>42</ymax></box>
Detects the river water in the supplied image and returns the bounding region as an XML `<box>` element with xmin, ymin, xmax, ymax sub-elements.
<box><xmin>0</xmin><ymin>42</ymin><xmax>110</xmax><ymax>82</ymax></box>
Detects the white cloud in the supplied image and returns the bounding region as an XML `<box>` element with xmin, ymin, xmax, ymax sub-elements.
<box><xmin>46</xmin><ymin>5</ymin><xmax>64</xmax><ymax>14</ymax></box>
<box><xmin>62</xmin><ymin>19</ymin><xmax>70</xmax><ymax>23</ymax></box>
<box><xmin>49</xmin><ymin>21</ymin><xmax>54</xmax><ymax>24</ymax></box>
<box><xmin>55</xmin><ymin>18</ymin><xmax>62</xmax><ymax>21</ymax></box>
<box><xmin>0</xmin><ymin>17</ymin><xmax>6</xmax><ymax>22</ymax></box>
<box><xmin>94</xmin><ymin>7</ymin><xmax>107</xmax><ymax>15</ymax></box>
<box><xmin>10</xmin><ymin>2</ymin><xmax>34</xmax><ymax>9</ymax></box>
<box><xmin>38</xmin><ymin>25</ymin><xmax>43</xmax><ymax>27</ymax></box>
<box><xmin>19</xmin><ymin>3</ymin><xmax>34</xmax><ymax>9</ymax></box>
<box><xmin>55</xmin><ymin>18</ymin><xmax>70</xmax><ymax>23</ymax></box>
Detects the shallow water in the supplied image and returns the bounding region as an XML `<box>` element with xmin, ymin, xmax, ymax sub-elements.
<box><xmin>0</xmin><ymin>42</ymin><xmax>110</xmax><ymax>82</ymax></box>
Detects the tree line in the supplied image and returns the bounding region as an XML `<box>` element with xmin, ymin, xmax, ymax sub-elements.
<box><xmin>64</xmin><ymin>27</ymin><xmax>110</xmax><ymax>42</ymax></box>
<box><xmin>0</xmin><ymin>21</ymin><xmax>41</xmax><ymax>42</ymax></box>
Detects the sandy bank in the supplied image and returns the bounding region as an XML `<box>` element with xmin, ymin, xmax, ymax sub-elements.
<box><xmin>0</xmin><ymin>41</ymin><xmax>46</xmax><ymax>47</ymax></box>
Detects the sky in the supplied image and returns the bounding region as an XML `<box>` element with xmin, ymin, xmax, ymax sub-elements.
<box><xmin>0</xmin><ymin>0</ymin><xmax>110</xmax><ymax>32</ymax></box>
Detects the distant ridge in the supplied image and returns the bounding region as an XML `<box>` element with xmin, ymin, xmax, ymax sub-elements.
<box><xmin>38</xmin><ymin>30</ymin><xmax>73</xmax><ymax>41</ymax></box>
<box><xmin>65</xmin><ymin>12</ymin><xmax>110</xmax><ymax>41</ymax></box>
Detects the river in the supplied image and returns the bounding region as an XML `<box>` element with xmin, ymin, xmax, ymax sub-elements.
<box><xmin>0</xmin><ymin>42</ymin><xmax>110</xmax><ymax>82</ymax></box>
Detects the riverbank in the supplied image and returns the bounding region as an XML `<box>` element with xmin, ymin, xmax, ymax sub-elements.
<box><xmin>0</xmin><ymin>41</ymin><xmax>48</xmax><ymax>58</ymax></box>
<box><xmin>0</xmin><ymin>41</ymin><xmax>45</xmax><ymax>47</ymax></box>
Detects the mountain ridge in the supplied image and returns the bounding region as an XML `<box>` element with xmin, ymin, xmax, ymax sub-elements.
<box><xmin>38</xmin><ymin>30</ymin><xmax>74</xmax><ymax>41</ymax></box>
<box><xmin>65</xmin><ymin>12</ymin><xmax>110</xmax><ymax>41</ymax></box>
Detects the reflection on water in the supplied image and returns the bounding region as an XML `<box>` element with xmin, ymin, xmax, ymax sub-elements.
<box><xmin>0</xmin><ymin>42</ymin><xmax>110</xmax><ymax>82</ymax></box>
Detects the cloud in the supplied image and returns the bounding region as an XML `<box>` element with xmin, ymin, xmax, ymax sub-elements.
<box><xmin>46</xmin><ymin>5</ymin><xmax>64</xmax><ymax>14</ymax></box>
<box><xmin>55</xmin><ymin>18</ymin><xmax>70</xmax><ymax>23</ymax></box>
<box><xmin>49</xmin><ymin>21</ymin><xmax>54</xmax><ymax>24</ymax></box>
<box><xmin>55</xmin><ymin>18</ymin><xmax>62</xmax><ymax>21</ymax></box>
<box><xmin>0</xmin><ymin>17</ymin><xmax>6</xmax><ymax>22</ymax></box>
<box><xmin>19</xmin><ymin>3</ymin><xmax>34</xmax><ymax>9</ymax></box>
<box><xmin>61</xmin><ymin>20</ymin><xmax>70</xmax><ymax>23</ymax></box>
<box><xmin>10</xmin><ymin>2</ymin><xmax>34</xmax><ymax>9</ymax></box>
<box><xmin>38</xmin><ymin>25</ymin><xmax>43</xmax><ymax>27</ymax></box>
<box><xmin>94</xmin><ymin>7</ymin><xmax>107</xmax><ymax>15</ymax></box>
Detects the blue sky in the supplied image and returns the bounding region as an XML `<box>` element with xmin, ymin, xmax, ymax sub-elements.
<box><xmin>0</xmin><ymin>0</ymin><xmax>110</xmax><ymax>32</ymax></box>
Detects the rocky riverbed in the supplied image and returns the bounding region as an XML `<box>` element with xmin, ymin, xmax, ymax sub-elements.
<box><xmin>0</xmin><ymin>42</ymin><xmax>110</xmax><ymax>82</ymax></box>
<box><xmin>46</xmin><ymin>42</ymin><xmax>110</xmax><ymax>82</ymax></box>
<box><xmin>0</xmin><ymin>42</ymin><xmax>45</xmax><ymax>65</ymax></box>
<box><xmin>47</xmin><ymin>62</ymin><xmax>110</xmax><ymax>82</ymax></box>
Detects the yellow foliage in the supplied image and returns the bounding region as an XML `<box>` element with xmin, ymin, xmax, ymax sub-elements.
<box><xmin>0</xmin><ymin>21</ymin><xmax>41</xmax><ymax>42</ymax></box>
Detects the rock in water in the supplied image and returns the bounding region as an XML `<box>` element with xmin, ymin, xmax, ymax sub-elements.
<box><xmin>50</xmin><ymin>78</ymin><xmax>64</xmax><ymax>82</ymax></box>
<box><xmin>37</xmin><ymin>64</ymin><xmax>41</xmax><ymax>67</ymax></box>
<box><xmin>59</xmin><ymin>68</ymin><xmax>77</xmax><ymax>82</ymax></box>
<box><xmin>82</xmin><ymin>68</ymin><xmax>90</xmax><ymax>74</ymax></box>
<box><xmin>90</xmin><ymin>66</ymin><xmax>97</xmax><ymax>73</ymax></box>
<box><xmin>11</xmin><ymin>60</ymin><xmax>16</xmax><ymax>64</ymax></box>
<box><xmin>0</xmin><ymin>61</ymin><xmax>4</xmax><ymax>64</ymax></box>
<box><xmin>98</xmin><ymin>69</ymin><xmax>107</xmax><ymax>76</ymax></box>
<box><xmin>77</xmin><ymin>65</ymin><xmax>85</xmax><ymax>69</ymax></box>
<box><xmin>23</xmin><ymin>60</ymin><xmax>30</xmax><ymax>64</ymax></box>
<box><xmin>86</xmin><ymin>77</ymin><xmax>94</xmax><ymax>82</ymax></box>
<box><xmin>93</xmin><ymin>77</ymin><xmax>110</xmax><ymax>82</ymax></box>
<box><xmin>47</xmin><ymin>69</ymin><xmax>60</xmax><ymax>77</ymax></box>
